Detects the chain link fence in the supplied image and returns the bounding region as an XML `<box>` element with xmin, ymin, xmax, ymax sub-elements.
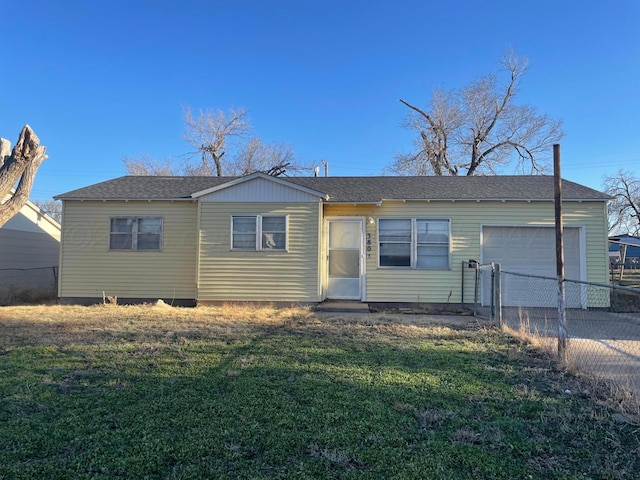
<box><xmin>473</xmin><ymin>263</ymin><xmax>640</xmax><ymax>397</ymax></box>
<box><xmin>0</xmin><ymin>266</ymin><xmax>58</xmax><ymax>305</ymax></box>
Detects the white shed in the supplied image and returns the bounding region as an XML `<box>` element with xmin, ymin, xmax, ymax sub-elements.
<box><xmin>0</xmin><ymin>195</ymin><xmax>61</xmax><ymax>304</ymax></box>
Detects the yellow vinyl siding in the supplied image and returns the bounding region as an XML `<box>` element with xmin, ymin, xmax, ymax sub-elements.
<box><xmin>198</xmin><ymin>202</ymin><xmax>321</xmax><ymax>302</ymax></box>
<box><xmin>58</xmin><ymin>196</ymin><xmax>608</xmax><ymax>305</ymax></box>
<box><xmin>324</xmin><ymin>201</ymin><xmax>608</xmax><ymax>303</ymax></box>
<box><xmin>59</xmin><ymin>201</ymin><xmax>198</xmax><ymax>300</ymax></box>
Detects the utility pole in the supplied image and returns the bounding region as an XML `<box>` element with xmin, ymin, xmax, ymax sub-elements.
<box><xmin>321</xmin><ymin>160</ymin><xmax>329</xmax><ymax>177</ymax></box>
<box><xmin>554</xmin><ymin>144</ymin><xmax>568</xmax><ymax>363</ymax></box>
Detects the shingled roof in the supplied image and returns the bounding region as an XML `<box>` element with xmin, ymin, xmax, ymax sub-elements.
<box><xmin>55</xmin><ymin>175</ymin><xmax>610</xmax><ymax>202</ymax></box>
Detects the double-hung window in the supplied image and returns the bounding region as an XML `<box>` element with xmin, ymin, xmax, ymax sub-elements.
<box><xmin>110</xmin><ymin>217</ymin><xmax>162</xmax><ymax>251</ymax></box>
<box><xmin>378</xmin><ymin>219</ymin><xmax>412</xmax><ymax>267</ymax></box>
<box><xmin>232</xmin><ymin>215</ymin><xmax>287</xmax><ymax>251</ymax></box>
<box><xmin>415</xmin><ymin>219</ymin><xmax>450</xmax><ymax>269</ymax></box>
<box><xmin>379</xmin><ymin>218</ymin><xmax>450</xmax><ymax>269</ymax></box>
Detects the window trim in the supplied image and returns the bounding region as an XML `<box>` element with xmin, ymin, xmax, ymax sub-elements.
<box><xmin>230</xmin><ymin>214</ymin><xmax>289</xmax><ymax>252</ymax></box>
<box><xmin>377</xmin><ymin>217</ymin><xmax>451</xmax><ymax>270</ymax></box>
<box><xmin>109</xmin><ymin>216</ymin><xmax>163</xmax><ymax>251</ymax></box>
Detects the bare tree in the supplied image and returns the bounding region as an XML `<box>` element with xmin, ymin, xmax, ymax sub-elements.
<box><xmin>231</xmin><ymin>137</ymin><xmax>300</xmax><ymax>176</ymax></box>
<box><xmin>0</xmin><ymin>125</ymin><xmax>47</xmax><ymax>227</ymax></box>
<box><xmin>124</xmin><ymin>106</ymin><xmax>311</xmax><ymax>177</ymax></box>
<box><xmin>123</xmin><ymin>154</ymin><xmax>177</xmax><ymax>176</ymax></box>
<box><xmin>392</xmin><ymin>51</ymin><xmax>564</xmax><ymax>176</ymax></box>
<box><xmin>394</xmin><ymin>90</ymin><xmax>462</xmax><ymax>175</ymax></box>
<box><xmin>182</xmin><ymin>106</ymin><xmax>250</xmax><ymax>176</ymax></box>
<box><xmin>33</xmin><ymin>199</ymin><xmax>62</xmax><ymax>223</ymax></box>
<box><xmin>604</xmin><ymin>170</ymin><xmax>640</xmax><ymax>236</ymax></box>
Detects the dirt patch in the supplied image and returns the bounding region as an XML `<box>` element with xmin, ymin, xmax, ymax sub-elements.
<box><xmin>369</xmin><ymin>302</ymin><xmax>474</xmax><ymax>316</ymax></box>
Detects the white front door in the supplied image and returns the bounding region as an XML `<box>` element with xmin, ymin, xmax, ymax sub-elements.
<box><xmin>327</xmin><ymin>219</ymin><xmax>364</xmax><ymax>300</ymax></box>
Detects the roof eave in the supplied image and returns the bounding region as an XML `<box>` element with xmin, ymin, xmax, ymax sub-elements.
<box><xmin>55</xmin><ymin>197</ymin><xmax>196</xmax><ymax>202</ymax></box>
<box><xmin>382</xmin><ymin>197</ymin><xmax>609</xmax><ymax>202</ymax></box>
<box><xmin>324</xmin><ymin>200</ymin><xmax>383</xmax><ymax>205</ymax></box>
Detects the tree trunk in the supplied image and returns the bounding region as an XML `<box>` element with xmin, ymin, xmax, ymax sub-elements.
<box><xmin>213</xmin><ymin>152</ymin><xmax>223</xmax><ymax>176</ymax></box>
<box><xmin>0</xmin><ymin>125</ymin><xmax>47</xmax><ymax>227</ymax></box>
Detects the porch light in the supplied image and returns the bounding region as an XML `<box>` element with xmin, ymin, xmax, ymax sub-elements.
<box><xmin>368</xmin><ymin>216</ymin><xmax>376</xmax><ymax>225</ymax></box>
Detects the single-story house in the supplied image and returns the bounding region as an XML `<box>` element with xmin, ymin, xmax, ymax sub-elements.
<box><xmin>54</xmin><ymin>173</ymin><xmax>610</xmax><ymax>307</ymax></box>
<box><xmin>0</xmin><ymin>194</ymin><xmax>61</xmax><ymax>303</ymax></box>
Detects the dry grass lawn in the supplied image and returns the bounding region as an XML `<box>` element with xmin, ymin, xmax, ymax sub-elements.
<box><xmin>1</xmin><ymin>303</ymin><xmax>639</xmax><ymax>479</ymax></box>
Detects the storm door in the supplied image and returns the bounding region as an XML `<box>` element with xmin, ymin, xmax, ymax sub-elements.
<box><xmin>327</xmin><ymin>219</ymin><xmax>364</xmax><ymax>300</ymax></box>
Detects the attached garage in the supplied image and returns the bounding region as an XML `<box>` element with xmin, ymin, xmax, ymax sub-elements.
<box><xmin>482</xmin><ymin>226</ymin><xmax>585</xmax><ymax>308</ymax></box>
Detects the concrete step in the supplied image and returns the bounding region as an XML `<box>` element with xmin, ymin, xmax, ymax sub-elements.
<box><xmin>316</xmin><ymin>301</ymin><xmax>370</xmax><ymax>313</ymax></box>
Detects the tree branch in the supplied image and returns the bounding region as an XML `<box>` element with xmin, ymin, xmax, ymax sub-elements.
<box><xmin>0</xmin><ymin>125</ymin><xmax>47</xmax><ymax>227</ymax></box>
<box><xmin>399</xmin><ymin>99</ymin><xmax>438</xmax><ymax>130</ymax></box>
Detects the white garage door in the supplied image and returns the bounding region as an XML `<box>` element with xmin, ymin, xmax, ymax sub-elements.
<box><xmin>482</xmin><ymin>226</ymin><xmax>584</xmax><ymax>307</ymax></box>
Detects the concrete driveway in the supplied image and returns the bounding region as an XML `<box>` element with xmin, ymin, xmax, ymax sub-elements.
<box><xmin>500</xmin><ymin>307</ymin><xmax>640</xmax><ymax>394</ymax></box>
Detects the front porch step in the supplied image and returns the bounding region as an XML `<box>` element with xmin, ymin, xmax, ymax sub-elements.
<box><xmin>316</xmin><ymin>300</ymin><xmax>370</xmax><ymax>313</ymax></box>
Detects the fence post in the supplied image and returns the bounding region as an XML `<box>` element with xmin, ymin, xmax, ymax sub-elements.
<box><xmin>53</xmin><ymin>266</ymin><xmax>59</xmax><ymax>301</ymax></box>
<box><xmin>490</xmin><ymin>263</ymin><xmax>495</xmax><ymax>322</ymax></box>
<box><xmin>461</xmin><ymin>260</ymin><xmax>465</xmax><ymax>306</ymax></box>
<box><xmin>495</xmin><ymin>263</ymin><xmax>502</xmax><ymax>328</ymax></box>
<box><xmin>473</xmin><ymin>264</ymin><xmax>479</xmax><ymax>316</ymax></box>
<box><xmin>554</xmin><ymin>144</ymin><xmax>568</xmax><ymax>363</ymax></box>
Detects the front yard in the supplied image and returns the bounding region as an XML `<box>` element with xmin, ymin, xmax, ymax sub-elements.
<box><xmin>1</xmin><ymin>304</ymin><xmax>638</xmax><ymax>479</ymax></box>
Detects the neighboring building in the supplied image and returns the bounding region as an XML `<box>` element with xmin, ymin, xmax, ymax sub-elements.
<box><xmin>54</xmin><ymin>174</ymin><xmax>610</xmax><ymax>308</ymax></box>
<box><xmin>0</xmin><ymin>195</ymin><xmax>61</xmax><ymax>304</ymax></box>
<box><xmin>609</xmin><ymin>234</ymin><xmax>640</xmax><ymax>268</ymax></box>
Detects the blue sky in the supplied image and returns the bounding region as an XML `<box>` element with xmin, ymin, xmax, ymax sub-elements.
<box><xmin>1</xmin><ymin>0</ymin><xmax>638</xmax><ymax>201</ymax></box>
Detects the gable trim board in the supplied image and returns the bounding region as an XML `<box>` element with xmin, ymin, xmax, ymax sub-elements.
<box><xmin>55</xmin><ymin>175</ymin><xmax>610</xmax><ymax>306</ymax></box>
<box><xmin>191</xmin><ymin>172</ymin><xmax>329</xmax><ymax>201</ymax></box>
